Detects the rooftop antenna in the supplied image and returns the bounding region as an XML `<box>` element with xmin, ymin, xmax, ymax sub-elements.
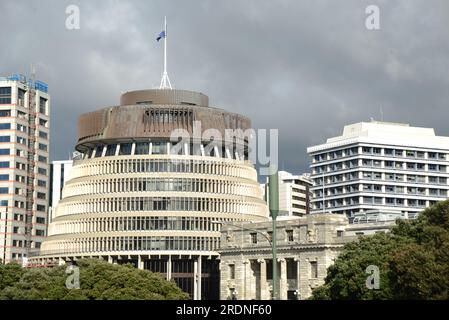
<box><xmin>30</xmin><ymin>63</ymin><xmax>36</xmax><ymax>84</ymax></box>
<box><xmin>159</xmin><ymin>16</ymin><xmax>172</xmax><ymax>89</ymax></box>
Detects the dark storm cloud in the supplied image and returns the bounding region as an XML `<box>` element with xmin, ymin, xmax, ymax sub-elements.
<box><xmin>1</xmin><ymin>0</ymin><xmax>448</xmax><ymax>175</ymax></box>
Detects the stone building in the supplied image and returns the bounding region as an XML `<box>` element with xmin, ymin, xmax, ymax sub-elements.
<box><xmin>218</xmin><ymin>213</ymin><xmax>395</xmax><ymax>300</ymax></box>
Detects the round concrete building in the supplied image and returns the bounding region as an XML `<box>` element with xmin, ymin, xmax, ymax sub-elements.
<box><xmin>32</xmin><ymin>89</ymin><xmax>269</xmax><ymax>299</ymax></box>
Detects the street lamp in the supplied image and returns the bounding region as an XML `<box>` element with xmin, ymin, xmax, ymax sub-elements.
<box><xmin>294</xmin><ymin>289</ymin><xmax>301</xmax><ymax>300</ymax></box>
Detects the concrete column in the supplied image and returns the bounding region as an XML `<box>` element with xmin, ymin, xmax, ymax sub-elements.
<box><xmin>167</xmin><ymin>255</ymin><xmax>172</xmax><ymax>280</ymax></box>
<box><xmin>193</xmin><ymin>260</ymin><xmax>198</xmax><ymax>300</ymax></box>
<box><xmin>137</xmin><ymin>255</ymin><xmax>144</xmax><ymax>270</ymax></box>
<box><xmin>197</xmin><ymin>255</ymin><xmax>202</xmax><ymax>300</ymax></box>
<box><xmin>279</xmin><ymin>258</ymin><xmax>287</xmax><ymax>300</ymax></box>
<box><xmin>294</xmin><ymin>257</ymin><xmax>301</xmax><ymax>299</ymax></box>
<box><xmin>108</xmin><ymin>255</ymin><xmax>113</xmax><ymax>264</ymax></box>
<box><xmin>258</xmin><ymin>259</ymin><xmax>268</xmax><ymax>300</ymax></box>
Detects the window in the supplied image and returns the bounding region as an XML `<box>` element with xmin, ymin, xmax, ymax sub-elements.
<box><xmin>0</xmin><ymin>174</ymin><xmax>8</xmax><ymax>180</ymax></box>
<box><xmin>250</xmin><ymin>233</ymin><xmax>257</xmax><ymax>244</ymax></box>
<box><xmin>119</xmin><ymin>143</ymin><xmax>132</xmax><ymax>155</ymax></box>
<box><xmin>286</xmin><ymin>230</ymin><xmax>294</xmax><ymax>242</ymax></box>
<box><xmin>35</xmin><ymin>229</ymin><xmax>45</xmax><ymax>236</ymax></box>
<box><xmin>16</xmin><ymin>136</ymin><xmax>26</xmax><ymax>145</ymax></box>
<box><xmin>37</xmin><ymin>204</ymin><xmax>46</xmax><ymax>212</ymax></box>
<box><xmin>37</xmin><ymin>192</ymin><xmax>46</xmax><ymax>200</ymax></box>
<box><xmin>38</xmin><ymin>131</ymin><xmax>48</xmax><ymax>139</ymax></box>
<box><xmin>337</xmin><ymin>230</ymin><xmax>344</xmax><ymax>237</ymax></box>
<box><xmin>36</xmin><ymin>217</ymin><xmax>46</xmax><ymax>224</ymax></box>
<box><xmin>229</xmin><ymin>264</ymin><xmax>235</xmax><ymax>279</ymax></box>
<box><xmin>105</xmin><ymin>144</ymin><xmax>117</xmax><ymax>156</ymax></box>
<box><xmin>38</xmin><ymin>155</ymin><xmax>47</xmax><ymax>163</ymax></box>
<box><xmin>38</xmin><ymin>143</ymin><xmax>47</xmax><ymax>151</ymax></box>
<box><xmin>0</xmin><ymin>187</ymin><xmax>9</xmax><ymax>194</ymax></box>
<box><xmin>135</xmin><ymin>142</ymin><xmax>149</xmax><ymax>155</ymax></box>
<box><xmin>37</xmin><ymin>167</ymin><xmax>47</xmax><ymax>175</ymax></box>
<box><xmin>39</xmin><ymin>97</ymin><xmax>47</xmax><ymax>114</ymax></box>
<box><xmin>0</xmin><ymin>123</ymin><xmax>11</xmax><ymax>130</ymax></box>
<box><xmin>0</xmin><ymin>161</ymin><xmax>9</xmax><ymax>168</ymax></box>
<box><xmin>37</xmin><ymin>180</ymin><xmax>46</xmax><ymax>187</ymax></box>
<box><xmin>39</xmin><ymin>118</ymin><xmax>47</xmax><ymax>127</ymax></box>
<box><xmin>0</xmin><ymin>149</ymin><xmax>10</xmax><ymax>155</ymax></box>
<box><xmin>18</xmin><ymin>88</ymin><xmax>25</xmax><ymax>106</ymax></box>
<box><xmin>0</xmin><ymin>87</ymin><xmax>11</xmax><ymax>104</ymax></box>
<box><xmin>286</xmin><ymin>259</ymin><xmax>297</xmax><ymax>280</ymax></box>
<box><xmin>16</xmin><ymin>124</ymin><xmax>26</xmax><ymax>132</ymax></box>
<box><xmin>310</xmin><ymin>261</ymin><xmax>318</xmax><ymax>278</ymax></box>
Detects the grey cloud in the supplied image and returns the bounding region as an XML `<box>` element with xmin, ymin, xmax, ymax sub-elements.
<box><xmin>1</xmin><ymin>0</ymin><xmax>448</xmax><ymax>175</ymax></box>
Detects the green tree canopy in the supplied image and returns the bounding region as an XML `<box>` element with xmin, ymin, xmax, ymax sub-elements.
<box><xmin>0</xmin><ymin>258</ymin><xmax>189</xmax><ymax>300</ymax></box>
<box><xmin>311</xmin><ymin>199</ymin><xmax>449</xmax><ymax>300</ymax></box>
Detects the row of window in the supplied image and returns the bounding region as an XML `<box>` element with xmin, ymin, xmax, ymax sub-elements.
<box><xmin>314</xmin><ymin>159</ymin><xmax>448</xmax><ymax>174</ymax></box>
<box><xmin>314</xmin><ymin>198</ymin><xmax>439</xmax><ymax>209</ymax></box>
<box><xmin>316</xmin><ymin>184</ymin><xmax>449</xmax><ymax>197</ymax></box>
<box><xmin>0</xmin><ymin>122</ymin><xmax>48</xmax><ymax>138</ymax></box>
<box><xmin>228</xmin><ymin>259</ymin><xmax>318</xmax><ymax>281</ymax></box>
<box><xmin>58</xmin><ymin>196</ymin><xmax>263</xmax><ymax>216</ymax></box>
<box><xmin>84</xmin><ymin>141</ymin><xmax>246</xmax><ymax>161</ymax></box>
<box><xmin>313</xmin><ymin>146</ymin><xmax>447</xmax><ymax>163</ymax></box>
<box><xmin>42</xmin><ymin>236</ymin><xmax>221</xmax><ymax>254</ymax></box>
<box><xmin>0</xmin><ymin>161</ymin><xmax>47</xmax><ymax>175</ymax></box>
<box><xmin>73</xmin><ymin>159</ymin><xmax>254</xmax><ymax>180</ymax></box>
<box><xmin>52</xmin><ymin>216</ymin><xmax>230</xmax><ymax>235</ymax></box>
<box><xmin>314</xmin><ymin>172</ymin><xmax>449</xmax><ymax>185</ymax></box>
<box><xmin>65</xmin><ymin>177</ymin><xmax>258</xmax><ymax>198</ymax></box>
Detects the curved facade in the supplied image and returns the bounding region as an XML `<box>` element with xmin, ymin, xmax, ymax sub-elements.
<box><xmin>32</xmin><ymin>89</ymin><xmax>268</xmax><ymax>299</ymax></box>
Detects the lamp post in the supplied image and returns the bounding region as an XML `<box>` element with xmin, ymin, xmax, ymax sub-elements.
<box><xmin>268</xmin><ymin>165</ymin><xmax>279</xmax><ymax>300</ymax></box>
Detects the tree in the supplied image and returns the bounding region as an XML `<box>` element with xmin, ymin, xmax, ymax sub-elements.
<box><xmin>0</xmin><ymin>258</ymin><xmax>189</xmax><ymax>300</ymax></box>
<box><xmin>311</xmin><ymin>200</ymin><xmax>449</xmax><ymax>300</ymax></box>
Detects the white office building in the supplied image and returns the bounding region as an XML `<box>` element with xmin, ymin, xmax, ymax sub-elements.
<box><xmin>307</xmin><ymin>121</ymin><xmax>449</xmax><ymax>219</ymax></box>
<box><xmin>262</xmin><ymin>171</ymin><xmax>312</xmax><ymax>218</ymax></box>
<box><xmin>49</xmin><ymin>160</ymin><xmax>73</xmax><ymax>222</ymax></box>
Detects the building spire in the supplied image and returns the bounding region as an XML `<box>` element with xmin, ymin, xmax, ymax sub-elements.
<box><xmin>159</xmin><ymin>16</ymin><xmax>172</xmax><ymax>89</ymax></box>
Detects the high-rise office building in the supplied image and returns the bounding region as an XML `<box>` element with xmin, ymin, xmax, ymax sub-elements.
<box><xmin>307</xmin><ymin>121</ymin><xmax>449</xmax><ymax>218</ymax></box>
<box><xmin>31</xmin><ymin>88</ymin><xmax>268</xmax><ymax>299</ymax></box>
<box><xmin>49</xmin><ymin>160</ymin><xmax>73</xmax><ymax>223</ymax></box>
<box><xmin>0</xmin><ymin>74</ymin><xmax>50</xmax><ymax>264</ymax></box>
<box><xmin>262</xmin><ymin>171</ymin><xmax>312</xmax><ymax>218</ymax></box>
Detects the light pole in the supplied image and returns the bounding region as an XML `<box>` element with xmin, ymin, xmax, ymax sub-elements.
<box><xmin>268</xmin><ymin>165</ymin><xmax>279</xmax><ymax>300</ymax></box>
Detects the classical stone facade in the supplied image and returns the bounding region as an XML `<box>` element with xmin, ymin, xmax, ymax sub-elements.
<box><xmin>218</xmin><ymin>213</ymin><xmax>395</xmax><ymax>300</ymax></box>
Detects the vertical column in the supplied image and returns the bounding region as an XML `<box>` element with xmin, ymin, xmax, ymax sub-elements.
<box><xmin>258</xmin><ymin>259</ymin><xmax>268</xmax><ymax>300</ymax></box>
<box><xmin>167</xmin><ymin>255</ymin><xmax>172</xmax><ymax>280</ymax></box>
<box><xmin>193</xmin><ymin>259</ymin><xmax>198</xmax><ymax>300</ymax></box>
<box><xmin>108</xmin><ymin>255</ymin><xmax>113</xmax><ymax>264</ymax></box>
<box><xmin>294</xmin><ymin>257</ymin><xmax>301</xmax><ymax>299</ymax></box>
<box><xmin>197</xmin><ymin>255</ymin><xmax>202</xmax><ymax>300</ymax></box>
<box><xmin>137</xmin><ymin>255</ymin><xmax>144</xmax><ymax>270</ymax></box>
<box><xmin>279</xmin><ymin>258</ymin><xmax>287</xmax><ymax>300</ymax></box>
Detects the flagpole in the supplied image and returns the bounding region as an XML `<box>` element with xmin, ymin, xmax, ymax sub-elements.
<box><xmin>164</xmin><ymin>16</ymin><xmax>167</xmax><ymax>78</ymax></box>
<box><xmin>160</xmin><ymin>16</ymin><xmax>172</xmax><ymax>89</ymax></box>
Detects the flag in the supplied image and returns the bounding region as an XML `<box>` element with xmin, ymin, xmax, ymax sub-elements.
<box><xmin>157</xmin><ymin>30</ymin><xmax>166</xmax><ymax>42</ymax></box>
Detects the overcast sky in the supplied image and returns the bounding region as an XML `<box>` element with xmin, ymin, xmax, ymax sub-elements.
<box><xmin>1</xmin><ymin>0</ymin><xmax>449</xmax><ymax>174</ymax></box>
